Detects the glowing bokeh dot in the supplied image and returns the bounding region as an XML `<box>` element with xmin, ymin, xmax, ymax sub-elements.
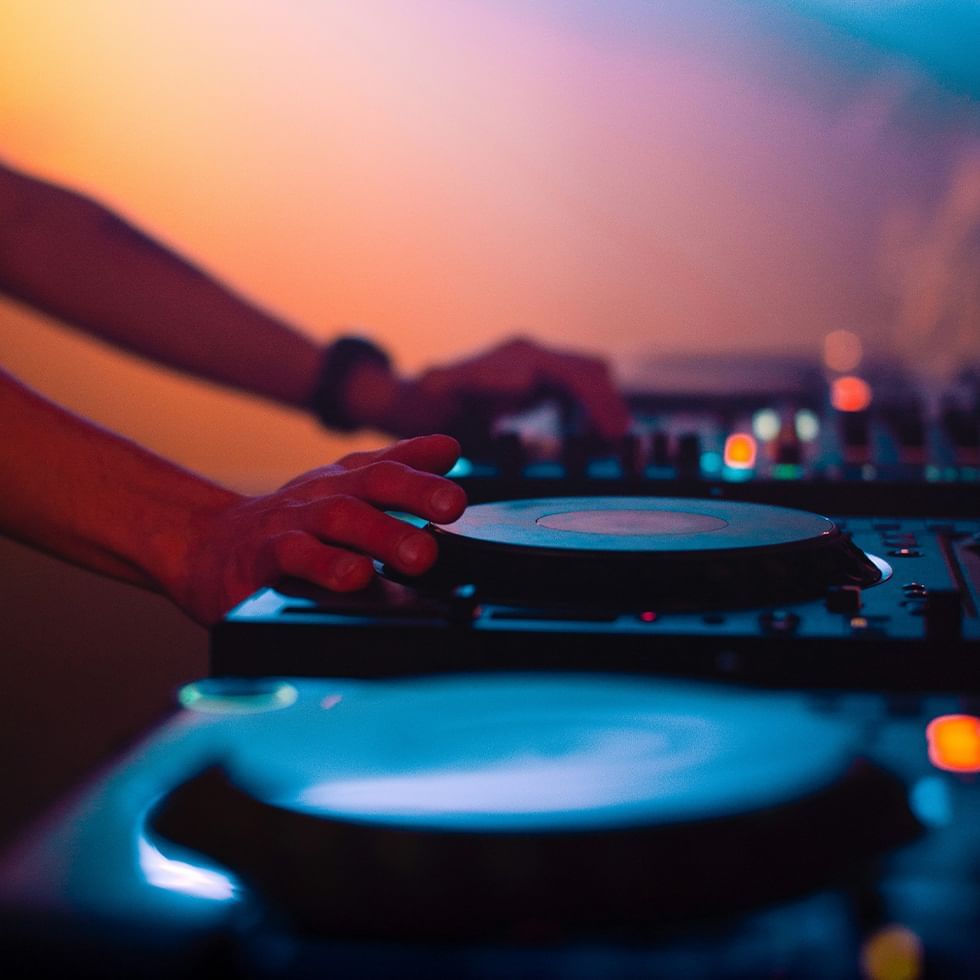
<box><xmin>926</xmin><ymin>714</ymin><xmax>980</xmax><ymax>773</ymax></box>
<box><xmin>795</xmin><ymin>409</ymin><xmax>820</xmax><ymax>442</ymax></box>
<box><xmin>860</xmin><ymin>925</ymin><xmax>923</xmax><ymax>980</ymax></box>
<box><xmin>752</xmin><ymin>409</ymin><xmax>781</xmax><ymax>442</ymax></box>
<box><xmin>824</xmin><ymin>329</ymin><xmax>864</xmax><ymax>373</ymax></box>
<box><xmin>724</xmin><ymin>433</ymin><xmax>757</xmax><ymax>469</ymax></box>
<box><xmin>831</xmin><ymin>375</ymin><xmax>873</xmax><ymax>413</ymax></box>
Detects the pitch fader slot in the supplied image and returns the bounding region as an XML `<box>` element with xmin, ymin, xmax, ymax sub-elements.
<box><xmin>839</xmin><ymin>410</ymin><xmax>871</xmax><ymax>465</ymax></box>
<box><xmin>881</xmin><ymin>406</ymin><xmax>927</xmax><ymax>466</ymax></box>
<box><xmin>942</xmin><ymin>408</ymin><xmax>980</xmax><ymax>466</ymax></box>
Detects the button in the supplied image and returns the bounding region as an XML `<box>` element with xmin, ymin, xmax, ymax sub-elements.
<box><xmin>888</xmin><ymin>548</ymin><xmax>922</xmax><ymax>558</ymax></box>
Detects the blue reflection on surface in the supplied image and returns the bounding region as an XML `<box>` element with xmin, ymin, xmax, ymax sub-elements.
<box><xmin>138</xmin><ymin>834</ymin><xmax>238</xmax><ymax>902</ymax></box>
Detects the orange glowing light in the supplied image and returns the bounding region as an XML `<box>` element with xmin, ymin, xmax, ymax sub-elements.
<box><xmin>860</xmin><ymin>925</ymin><xmax>923</xmax><ymax>980</ymax></box>
<box><xmin>823</xmin><ymin>329</ymin><xmax>864</xmax><ymax>373</ymax></box>
<box><xmin>723</xmin><ymin>433</ymin><xmax>757</xmax><ymax>470</ymax></box>
<box><xmin>926</xmin><ymin>714</ymin><xmax>980</xmax><ymax>773</ymax></box>
<box><xmin>831</xmin><ymin>375</ymin><xmax>873</xmax><ymax>413</ymax></box>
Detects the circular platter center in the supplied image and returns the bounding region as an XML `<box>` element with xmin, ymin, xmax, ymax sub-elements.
<box><xmin>536</xmin><ymin>509</ymin><xmax>729</xmax><ymax>536</ymax></box>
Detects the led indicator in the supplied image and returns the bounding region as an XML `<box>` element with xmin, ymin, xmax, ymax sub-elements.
<box><xmin>752</xmin><ymin>409</ymin><xmax>781</xmax><ymax>442</ymax></box>
<box><xmin>700</xmin><ymin>451</ymin><xmax>722</xmax><ymax>475</ymax></box>
<box><xmin>723</xmin><ymin>433</ymin><xmax>757</xmax><ymax>470</ymax></box>
<box><xmin>831</xmin><ymin>376</ymin><xmax>873</xmax><ymax>413</ymax></box>
<box><xmin>795</xmin><ymin>409</ymin><xmax>820</xmax><ymax>442</ymax></box>
<box><xmin>640</xmin><ymin>611</ymin><xmax>658</xmax><ymax>623</ymax></box>
<box><xmin>926</xmin><ymin>714</ymin><xmax>980</xmax><ymax>773</ymax></box>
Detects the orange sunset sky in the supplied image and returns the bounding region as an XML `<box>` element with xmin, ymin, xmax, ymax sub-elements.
<box><xmin>2</xmin><ymin>0</ymin><xmax>978</xmax><ymax>489</ymax></box>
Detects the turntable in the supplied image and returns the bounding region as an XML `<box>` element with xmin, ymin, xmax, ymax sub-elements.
<box><xmin>5</xmin><ymin>673</ymin><xmax>979</xmax><ymax>977</ymax></box>
<box><xmin>410</xmin><ymin>497</ymin><xmax>885</xmax><ymax>608</ymax></box>
<box><xmin>214</xmin><ymin>497</ymin><xmax>980</xmax><ymax>689</ymax></box>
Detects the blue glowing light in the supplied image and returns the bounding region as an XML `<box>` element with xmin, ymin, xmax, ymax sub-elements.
<box><xmin>909</xmin><ymin>776</ymin><xmax>953</xmax><ymax>828</ymax></box>
<box><xmin>138</xmin><ymin>835</ymin><xmax>238</xmax><ymax>902</ymax></box>
<box><xmin>446</xmin><ymin>456</ymin><xmax>475</xmax><ymax>479</ymax></box>
<box><xmin>237</xmin><ymin>675</ymin><xmax>862</xmax><ymax>833</ymax></box>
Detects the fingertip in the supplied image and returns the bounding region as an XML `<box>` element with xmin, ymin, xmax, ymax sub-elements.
<box><xmin>329</xmin><ymin>554</ymin><xmax>375</xmax><ymax>591</ymax></box>
<box><xmin>424</xmin><ymin>432</ymin><xmax>462</xmax><ymax>468</ymax></box>
<box><xmin>379</xmin><ymin>433</ymin><xmax>461</xmax><ymax>474</ymax></box>
<box><xmin>396</xmin><ymin>530</ymin><xmax>438</xmax><ymax>573</ymax></box>
<box><xmin>430</xmin><ymin>482</ymin><xmax>467</xmax><ymax>522</ymax></box>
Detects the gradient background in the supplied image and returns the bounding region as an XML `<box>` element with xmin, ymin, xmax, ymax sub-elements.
<box><xmin>1</xmin><ymin>1</ymin><xmax>979</xmax><ymax>841</ymax></box>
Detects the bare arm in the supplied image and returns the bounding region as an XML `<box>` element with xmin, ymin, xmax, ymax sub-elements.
<box><xmin>0</xmin><ymin>161</ymin><xmax>630</xmax><ymax>438</ymax></box>
<box><xmin>0</xmin><ymin>368</ymin><xmax>466</xmax><ymax>624</ymax></box>
<box><xmin>0</xmin><ymin>162</ymin><xmax>322</xmax><ymax>409</ymax></box>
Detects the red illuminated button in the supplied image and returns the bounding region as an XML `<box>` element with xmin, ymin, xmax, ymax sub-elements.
<box><xmin>926</xmin><ymin>714</ymin><xmax>980</xmax><ymax>773</ymax></box>
<box><xmin>831</xmin><ymin>376</ymin><xmax>873</xmax><ymax>413</ymax></box>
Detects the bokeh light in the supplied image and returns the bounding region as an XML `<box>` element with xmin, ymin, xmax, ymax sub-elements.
<box><xmin>831</xmin><ymin>375</ymin><xmax>873</xmax><ymax>412</ymax></box>
<box><xmin>926</xmin><ymin>714</ymin><xmax>980</xmax><ymax>773</ymax></box>
<box><xmin>860</xmin><ymin>924</ymin><xmax>923</xmax><ymax>980</ymax></box>
<box><xmin>752</xmin><ymin>409</ymin><xmax>781</xmax><ymax>443</ymax></box>
<box><xmin>824</xmin><ymin>329</ymin><xmax>864</xmax><ymax>373</ymax></box>
<box><xmin>724</xmin><ymin>433</ymin><xmax>758</xmax><ymax>469</ymax></box>
<box><xmin>795</xmin><ymin>408</ymin><xmax>820</xmax><ymax>442</ymax></box>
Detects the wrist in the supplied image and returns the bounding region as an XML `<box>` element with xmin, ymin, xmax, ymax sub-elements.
<box><xmin>308</xmin><ymin>337</ymin><xmax>394</xmax><ymax>432</ymax></box>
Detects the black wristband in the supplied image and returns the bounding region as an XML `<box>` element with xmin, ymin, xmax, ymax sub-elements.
<box><xmin>308</xmin><ymin>336</ymin><xmax>392</xmax><ymax>432</ymax></box>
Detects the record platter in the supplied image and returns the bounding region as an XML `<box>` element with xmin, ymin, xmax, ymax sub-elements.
<box><xmin>3</xmin><ymin>673</ymin><xmax>979</xmax><ymax>978</ymax></box>
<box><xmin>214</xmin><ymin>496</ymin><xmax>980</xmax><ymax>690</ymax></box>
<box><xmin>409</xmin><ymin>496</ymin><xmax>885</xmax><ymax>608</ymax></box>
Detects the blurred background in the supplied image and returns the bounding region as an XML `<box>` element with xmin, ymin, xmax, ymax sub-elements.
<box><xmin>1</xmin><ymin>0</ymin><xmax>978</xmax><ymax>841</ymax></box>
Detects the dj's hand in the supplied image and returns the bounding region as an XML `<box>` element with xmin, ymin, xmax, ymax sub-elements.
<box><xmin>347</xmin><ymin>337</ymin><xmax>631</xmax><ymax>442</ymax></box>
<box><xmin>177</xmin><ymin>435</ymin><xmax>466</xmax><ymax>625</ymax></box>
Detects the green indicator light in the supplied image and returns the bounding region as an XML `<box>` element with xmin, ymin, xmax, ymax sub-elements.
<box><xmin>925</xmin><ymin>465</ymin><xmax>941</xmax><ymax>483</ymax></box>
<box><xmin>179</xmin><ymin>680</ymin><xmax>298</xmax><ymax>714</ymax></box>
<box><xmin>772</xmin><ymin>463</ymin><xmax>803</xmax><ymax>480</ymax></box>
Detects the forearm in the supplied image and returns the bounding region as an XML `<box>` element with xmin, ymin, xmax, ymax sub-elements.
<box><xmin>0</xmin><ymin>164</ymin><xmax>321</xmax><ymax>409</ymax></box>
<box><xmin>0</xmin><ymin>367</ymin><xmax>239</xmax><ymax>596</ymax></box>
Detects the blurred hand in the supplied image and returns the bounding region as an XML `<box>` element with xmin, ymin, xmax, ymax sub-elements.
<box><xmin>349</xmin><ymin>337</ymin><xmax>631</xmax><ymax>441</ymax></box>
<box><xmin>175</xmin><ymin>435</ymin><xmax>466</xmax><ymax>624</ymax></box>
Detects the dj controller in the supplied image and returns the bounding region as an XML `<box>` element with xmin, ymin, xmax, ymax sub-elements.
<box><xmin>2</xmin><ymin>368</ymin><xmax>980</xmax><ymax>978</ymax></box>
<box><xmin>215</xmin><ymin>378</ymin><xmax>980</xmax><ymax>690</ymax></box>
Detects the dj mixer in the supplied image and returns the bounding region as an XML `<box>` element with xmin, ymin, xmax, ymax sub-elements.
<box><xmin>2</xmin><ymin>365</ymin><xmax>980</xmax><ymax>978</ymax></box>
